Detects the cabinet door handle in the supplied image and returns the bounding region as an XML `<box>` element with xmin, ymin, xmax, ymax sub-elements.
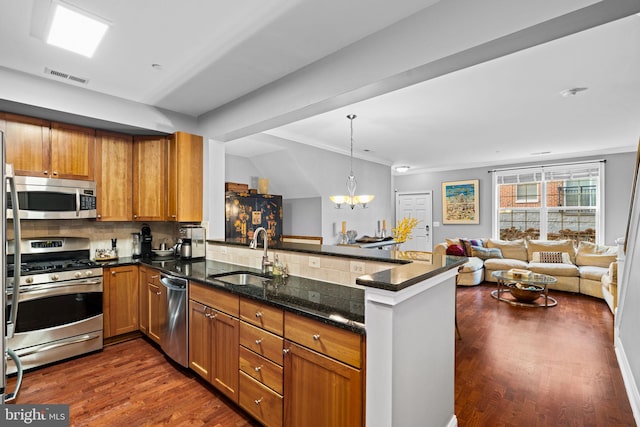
<box><xmin>151</xmin><ymin>275</ymin><xmax>159</xmax><ymax>279</ymax></box>
<box><xmin>255</xmin><ymin>311</ymin><xmax>263</xmax><ymax>318</ymax></box>
<box><xmin>313</xmin><ymin>334</ymin><xmax>321</xmax><ymax>341</ymax></box>
<box><xmin>254</xmin><ymin>398</ymin><xmax>263</xmax><ymax>405</ymax></box>
<box><xmin>282</xmin><ymin>348</ymin><xmax>290</xmax><ymax>355</ymax></box>
<box><xmin>156</xmin><ymin>291</ymin><xmax>161</xmax><ymax>295</ymax></box>
<box><xmin>111</xmin><ymin>271</ymin><xmax>116</xmax><ymax>276</ymax></box>
<box><xmin>254</xmin><ymin>366</ymin><xmax>262</xmax><ymax>372</ymax></box>
<box><xmin>43</xmin><ymin>170</ymin><xmax>48</xmax><ymax>176</ymax></box>
<box><xmin>255</xmin><ymin>339</ymin><xmax>263</xmax><ymax>345</ymax></box>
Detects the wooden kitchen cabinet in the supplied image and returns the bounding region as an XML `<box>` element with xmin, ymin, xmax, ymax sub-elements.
<box><xmin>189</xmin><ymin>283</ymin><xmax>240</xmax><ymax>403</ymax></box>
<box><xmin>96</xmin><ymin>131</ymin><xmax>133</xmax><ymax>221</ymax></box>
<box><xmin>133</xmin><ymin>135</ymin><xmax>167</xmax><ymax>221</ymax></box>
<box><xmin>133</xmin><ymin>132</ymin><xmax>203</xmax><ymax>222</ymax></box>
<box><xmin>283</xmin><ymin>312</ymin><xmax>364</xmax><ymax>427</ymax></box>
<box><xmin>238</xmin><ymin>297</ymin><xmax>284</xmax><ymax>427</ymax></box>
<box><xmin>1</xmin><ymin>114</ymin><xmax>95</xmax><ymax>180</ymax></box>
<box><xmin>1</xmin><ymin>113</ymin><xmax>51</xmax><ymax>177</ymax></box>
<box><xmin>50</xmin><ymin>122</ymin><xmax>95</xmax><ymax>180</ymax></box>
<box><xmin>167</xmin><ymin>131</ymin><xmax>203</xmax><ymax>222</ymax></box>
<box><xmin>138</xmin><ymin>266</ymin><xmax>164</xmax><ymax>344</ymax></box>
<box><xmin>103</xmin><ymin>265</ymin><xmax>139</xmax><ymax>338</ymax></box>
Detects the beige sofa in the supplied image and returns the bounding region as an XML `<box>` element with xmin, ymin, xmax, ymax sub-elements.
<box><xmin>434</xmin><ymin>238</ymin><xmax>617</xmax><ymax>300</ymax></box>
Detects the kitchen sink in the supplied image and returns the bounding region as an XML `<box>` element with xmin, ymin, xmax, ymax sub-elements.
<box><xmin>213</xmin><ymin>273</ymin><xmax>270</xmax><ymax>287</ymax></box>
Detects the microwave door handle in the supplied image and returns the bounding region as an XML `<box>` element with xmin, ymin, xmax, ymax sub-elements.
<box><xmin>76</xmin><ymin>188</ymin><xmax>80</xmax><ymax>217</ymax></box>
<box><xmin>6</xmin><ymin>165</ymin><xmax>21</xmax><ymax>339</ymax></box>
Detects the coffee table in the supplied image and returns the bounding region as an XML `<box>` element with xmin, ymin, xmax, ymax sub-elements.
<box><xmin>491</xmin><ymin>270</ymin><xmax>558</xmax><ymax>307</ymax></box>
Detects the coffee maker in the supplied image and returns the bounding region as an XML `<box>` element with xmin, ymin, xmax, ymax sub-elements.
<box><xmin>178</xmin><ymin>225</ymin><xmax>205</xmax><ymax>259</ymax></box>
<box><xmin>141</xmin><ymin>224</ymin><xmax>153</xmax><ymax>259</ymax></box>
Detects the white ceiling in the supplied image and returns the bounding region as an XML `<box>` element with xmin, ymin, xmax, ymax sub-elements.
<box><xmin>1</xmin><ymin>0</ymin><xmax>639</xmax><ymax>173</ymax></box>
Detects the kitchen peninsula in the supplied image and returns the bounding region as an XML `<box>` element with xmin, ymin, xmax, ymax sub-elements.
<box><xmin>99</xmin><ymin>238</ymin><xmax>464</xmax><ymax>426</ymax></box>
<box><xmin>199</xmin><ymin>240</ymin><xmax>464</xmax><ymax>426</ymax></box>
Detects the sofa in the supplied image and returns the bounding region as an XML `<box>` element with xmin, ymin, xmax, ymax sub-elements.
<box><xmin>434</xmin><ymin>238</ymin><xmax>618</xmax><ymax>301</ymax></box>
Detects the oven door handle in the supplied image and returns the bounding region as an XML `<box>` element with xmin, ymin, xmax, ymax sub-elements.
<box><xmin>20</xmin><ymin>279</ymin><xmax>103</xmax><ymax>291</ymax></box>
<box><xmin>14</xmin><ymin>333</ymin><xmax>101</xmax><ymax>358</ymax></box>
<box><xmin>76</xmin><ymin>188</ymin><xmax>80</xmax><ymax>217</ymax></box>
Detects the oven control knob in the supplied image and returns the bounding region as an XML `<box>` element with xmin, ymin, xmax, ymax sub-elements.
<box><xmin>25</xmin><ymin>277</ymin><xmax>33</xmax><ymax>284</ymax></box>
<box><xmin>86</xmin><ymin>271</ymin><xmax>93</xmax><ymax>277</ymax></box>
<box><xmin>51</xmin><ymin>274</ymin><xmax>60</xmax><ymax>281</ymax></box>
<box><xmin>75</xmin><ymin>272</ymin><xmax>82</xmax><ymax>278</ymax></box>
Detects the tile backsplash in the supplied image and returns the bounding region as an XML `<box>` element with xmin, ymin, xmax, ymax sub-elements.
<box><xmin>9</xmin><ymin>220</ymin><xmax>179</xmax><ymax>258</ymax></box>
<box><xmin>207</xmin><ymin>242</ymin><xmax>393</xmax><ymax>288</ymax></box>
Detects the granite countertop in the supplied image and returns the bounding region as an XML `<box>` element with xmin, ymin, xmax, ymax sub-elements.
<box><xmin>100</xmin><ymin>256</ymin><xmax>366</xmax><ymax>334</ymax></box>
<box><xmin>100</xmin><ymin>249</ymin><xmax>466</xmax><ymax>334</ymax></box>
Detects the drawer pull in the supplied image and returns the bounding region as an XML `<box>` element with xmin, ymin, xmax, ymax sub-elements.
<box><xmin>313</xmin><ymin>334</ymin><xmax>321</xmax><ymax>341</ymax></box>
<box><xmin>254</xmin><ymin>398</ymin><xmax>263</xmax><ymax>405</ymax></box>
<box><xmin>156</xmin><ymin>291</ymin><xmax>161</xmax><ymax>295</ymax></box>
<box><xmin>254</xmin><ymin>365</ymin><xmax>262</xmax><ymax>372</ymax></box>
<box><xmin>255</xmin><ymin>338</ymin><xmax>263</xmax><ymax>345</ymax></box>
<box><xmin>255</xmin><ymin>311</ymin><xmax>263</xmax><ymax>318</ymax></box>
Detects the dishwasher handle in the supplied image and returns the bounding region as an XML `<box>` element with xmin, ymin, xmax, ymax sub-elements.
<box><xmin>160</xmin><ymin>274</ymin><xmax>187</xmax><ymax>291</ymax></box>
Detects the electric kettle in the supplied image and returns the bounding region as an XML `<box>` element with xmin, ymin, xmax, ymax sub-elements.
<box><xmin>180</xmin><ymin>239</ymin><xmax>192</xmax><ymax>259</ymax></box>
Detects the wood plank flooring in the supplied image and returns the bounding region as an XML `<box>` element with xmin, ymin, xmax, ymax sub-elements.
<box><xmin>8</xmin><ymin>339</ymin><xmax>258</xmax><ymax>427</ymax></box>
<box><xmin>7</xmin><ymin>283</ymin><xmax>636</xmax><ymax>426</ymax></box>
<box><xmin>455</xmin><ymin>283</ymin><xmax>636</xmax><ymax>426</ymax></box>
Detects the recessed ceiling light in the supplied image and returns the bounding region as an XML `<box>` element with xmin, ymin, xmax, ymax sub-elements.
<box><xmin>394</xmin><ymin>166</ymin><xmax>410</xmax><ymax>173</ymax></box>
<box><xmin>559</xmin><ymin>87</ymin><xmax>588</xmax><ymax>97</ymax></box>
<box><xmin>46</xmin><ymin>1</ymin><xmax>110</xmax><ymax>58</ymax></box>
<box><xmin>530</xmin><ymin>151</ymin><xmax>552</xmax><ymax>156</ymax></box>
<box><xmin>151</xmin><ymin>63</ymin><xmax>163</xmax><ymax>70</ymax></box>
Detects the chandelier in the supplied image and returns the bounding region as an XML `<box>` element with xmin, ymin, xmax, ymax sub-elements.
<box><xmin>329</xmin><ymin>114</ymin><xmax>374</xmax><ymax>209</ymax></box>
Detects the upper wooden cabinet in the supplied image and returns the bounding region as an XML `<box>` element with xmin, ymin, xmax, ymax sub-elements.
<box><xmin>133</xmin><ymin>132</ymin><xmax>203</xmax><ymax>222</ymax></box>
<box><xmin>1</xmin><ymin>113</ymin><xmax>51</xmax><ymax>177</ymax></box>
<box><xmin>1</xmin><ymin>113</ymin><xmax>95</xmax><ymax>180</ymax></box>
<box><xmin>96</xmin><ymin>131</ymin><xmax>133</xmax><ymax>221</ymax></box>
<box><xmin>167</xmin><ymin>131</ymin><xmax>203</xmax><ymax>222</ymax></box>
<box><xmin>50</xmin><ymin>122</ymin><xmax>95</xmax><ymax>180</ymax></box>
<box><xmin>133</xmin><ymin>135</ymin><xmax>167</xmax><ymax>221</ymax></box>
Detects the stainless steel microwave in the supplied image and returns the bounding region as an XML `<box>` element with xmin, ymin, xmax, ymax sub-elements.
<box><xmin>6</xmin><ymin>176</ymin><xmax>97</xmax><ymax>219</ymax></box>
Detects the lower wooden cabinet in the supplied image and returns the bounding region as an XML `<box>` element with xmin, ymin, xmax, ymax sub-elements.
<box><xmin>138</xmin><ymin>266</ymin><xmax>163</xmax><ymax>344</ymax></box>
<box><xmin>188</xmin><ymin>284</ymin><xmax>240</xmax><ymax>403</ymax></box>
<box><xmin>103</xmin><ymin>265</ymin><xmax>139</xmax><ymax>338</ymax></box>
<box><xmin>283</xmin><ymin>341</ymin><xmax>362</xmax><ymax>427</ymax></box>
<box><xmin>283</xmin><ymin>312</ymin><xmax>364</xmax><ymax>427</ymax></box>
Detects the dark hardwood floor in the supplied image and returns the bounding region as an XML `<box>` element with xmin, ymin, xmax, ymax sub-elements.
<box><xmin>7</xmin><ymin>283</ymin><xmax>636</xmax><ymax>426</ymax></box>
<box><xmin>455</xmin><ymin>283</ymin><xmax>636</xmax><ymax>427</ymax></box>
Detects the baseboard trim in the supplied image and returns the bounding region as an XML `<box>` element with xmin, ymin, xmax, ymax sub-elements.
<box><xmin>614</xmin><ymin>332</ymin><xmax>640</xmax><ymax>425</ymax></box>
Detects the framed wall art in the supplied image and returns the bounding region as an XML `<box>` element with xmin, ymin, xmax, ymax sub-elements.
<box><xmin>442</xmin><ymin>179</ymin><xmax>480</xmax><ymax>224</ymax></box>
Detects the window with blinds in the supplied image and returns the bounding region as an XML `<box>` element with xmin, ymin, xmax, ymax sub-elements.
<box><xmin>493</xmin><ymin>162</ymin><xmax>604</xmax><ymax>244</ymax></box>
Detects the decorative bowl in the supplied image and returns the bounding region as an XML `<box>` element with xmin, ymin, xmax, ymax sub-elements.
<box><xmin>152</xmin><ymin>249</ymin><xmax>175</xmax><ymax>257</ymax></box>
<box><xmin>510</xmin><ymin>283</ymin><xmax>544</xmax><ymax>303</ymax></box>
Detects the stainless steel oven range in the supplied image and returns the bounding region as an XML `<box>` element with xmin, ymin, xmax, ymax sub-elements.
<box><xmin>6</xmin><ymin>237</ymin><xmax>103</xmax><ymax>373</ymax></box>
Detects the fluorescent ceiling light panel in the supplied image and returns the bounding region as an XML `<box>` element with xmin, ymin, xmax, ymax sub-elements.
<box><xmin>46</xmin><ymin>2</ymin><xmax>109</xmax><ymax>58</ymax></box>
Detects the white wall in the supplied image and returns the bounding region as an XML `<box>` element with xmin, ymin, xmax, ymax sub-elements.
<box><xmin>224</xmin><ymin>136</ymin><xmax>393</xmax><ymax>244</ymax></box>
<box><xmin>394</xmin><ymin>152</ymin><xmax>636</xmax><ymax>246</ymax></box>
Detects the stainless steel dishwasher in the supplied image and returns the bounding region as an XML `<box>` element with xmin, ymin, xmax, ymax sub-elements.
<box><xmin>159</xmin><ymin>272</ymin><xmax>188</xmax><ymax>367</ymax></box>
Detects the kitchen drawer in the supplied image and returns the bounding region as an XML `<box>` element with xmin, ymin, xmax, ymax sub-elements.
<box><xmin>239</xmin><ymin>346</ymin><xmax>283</xmax><ymax>394</ymax></box>
<box><xmin>239</xmin><ymin>371</ymin><xmax>283</xmax><ymax>427</ymax></box>
<box><xmin>240</xmin><ymin>298</ymin><xmax>283</xmax><ymax>335</ymax></box>
<box><xmin>189</xmin><ymin>282</ymin><xmax>239</xmax><ymax>317</ymax></box>
<box><xmin>240</xmin><ymin>322</ymin><xmax>283</xmax><ymax>365</ymax></box>
<box><xmin>284</xmin><ymin>312</ymin><xmax>362</xmax><ymax>368</ymax></box>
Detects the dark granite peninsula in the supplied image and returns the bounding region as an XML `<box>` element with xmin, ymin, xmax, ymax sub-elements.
<box><xmin>207</xmin><ymin>239</ymin><xmax>465</xmax><ymax>427</ymax></box>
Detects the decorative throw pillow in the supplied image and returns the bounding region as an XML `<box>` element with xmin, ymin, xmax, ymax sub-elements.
<box><xmin>532</xmin><ymin>251</ymin><xmax>572</xmax><ymax>264</ymax></box>
<box><xmin>470</xmin><ymin>245</ymin><xmax>503</xmax><ymax>260</ymax></box>
<box><xmin>486</xmin><ymin>239</ymin><xmax>528</xmax><ymax>261</ymax></box>
<box><xmin>446</xmin><ymin>244</ymin><xmax>465</xmax><ymax>256</ymax></box>
<box><xmin>575</xmin><ymin>241</ymin><xmax>617</xmax><ymax>267</ymax></box>
<box><xmin>459</xmin><ymin>238</ymin><xmax>484</xmax><ymax>256</ymax></box>
<box><xmin>527</xmin><ymin>239</ymin><xmax>576</xmax><ymax>264</ymax></box>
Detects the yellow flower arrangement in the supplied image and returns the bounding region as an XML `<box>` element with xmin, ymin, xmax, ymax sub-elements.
<box><xmin>392</xmin><ymin>217</ymin><xmax>420</xmax><ymax>243</ymax></box>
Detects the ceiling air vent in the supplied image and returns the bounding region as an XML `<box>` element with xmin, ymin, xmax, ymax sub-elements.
<box><xmin>44</xmin><ymin>67</ymin><xmax>89</xmax><ymax>85</ymax></box>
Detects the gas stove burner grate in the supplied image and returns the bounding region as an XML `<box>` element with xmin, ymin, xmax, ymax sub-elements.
<box><xmin>16</xmin><ymin>258</ymin><xmax>99</xmax><ymax>275</ymax></box>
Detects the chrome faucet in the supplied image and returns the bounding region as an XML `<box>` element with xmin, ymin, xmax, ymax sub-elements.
<box><xmin>250</xmin><ymin>227</ymin><xmax>272</xmax><ymax>274</ymax></box>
